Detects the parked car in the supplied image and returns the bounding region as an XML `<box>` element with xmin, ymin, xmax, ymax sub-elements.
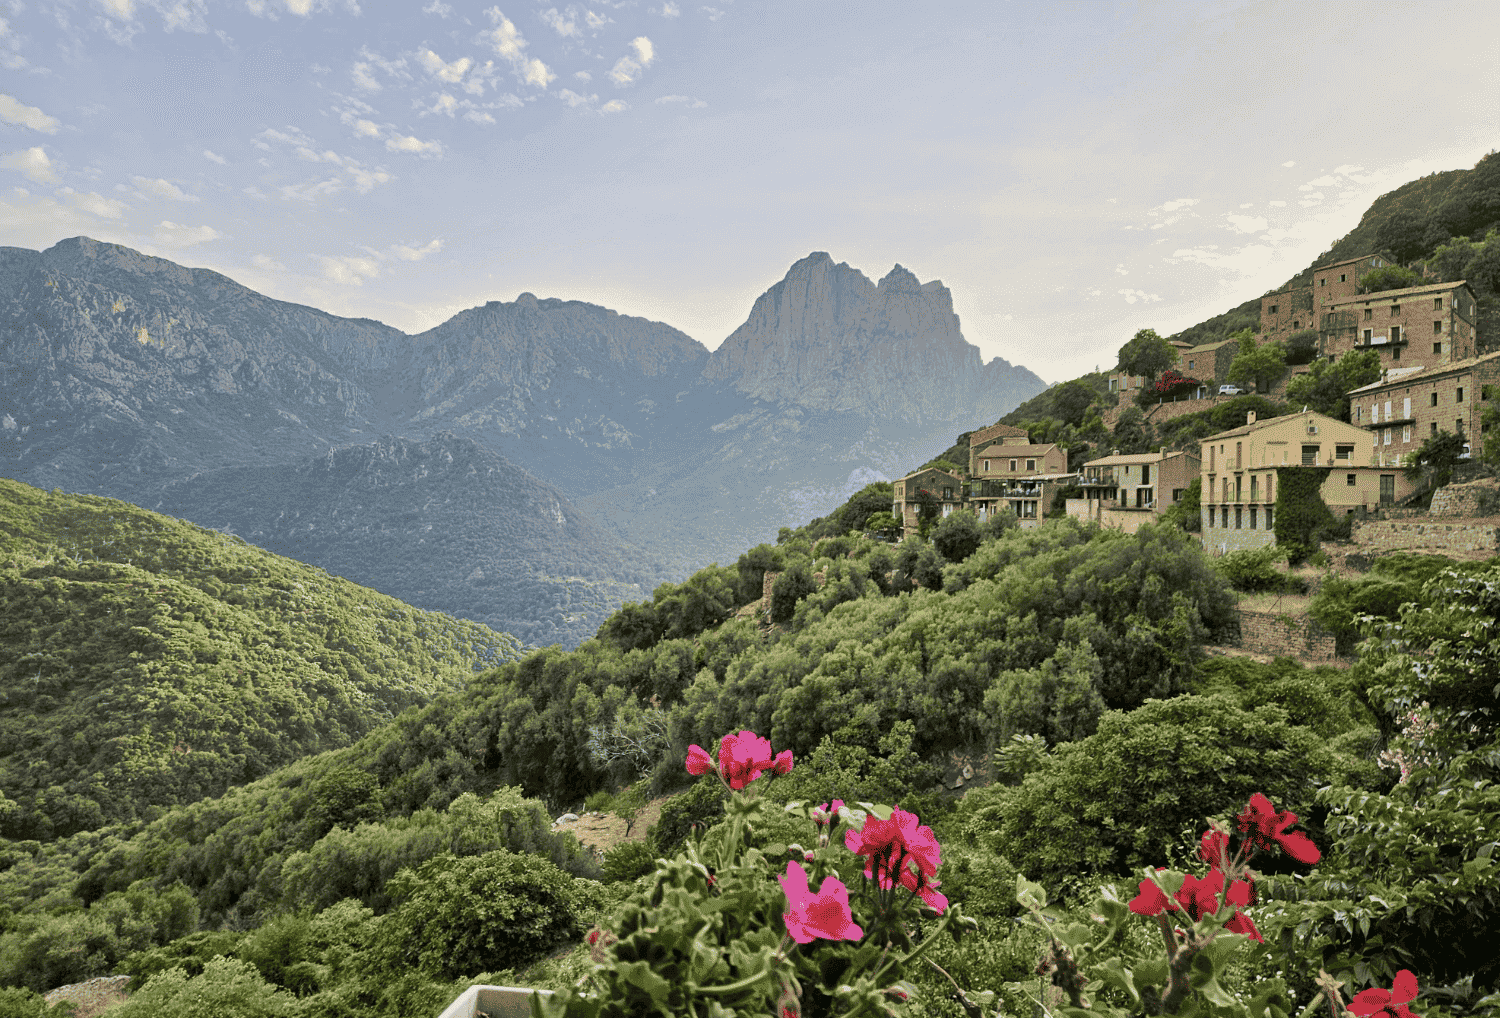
<box><xmin>1217</xmin><ymin>384</ymin><xmax>1245</xmax><ymax>396</ymax></box>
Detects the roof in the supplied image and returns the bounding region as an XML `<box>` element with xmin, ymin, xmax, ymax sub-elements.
<box><xmin>897</xmin><ymin>467</ymin><xmax>965</xmax><ymax>483</ymax></box>
<box><xmin>1083</xmin><ymin>451</ymin><xmax>1196</xmax><ymax>467</ymax></box>
<box><xmin>1313</xmin><ymin>251</ymin><xmax>1399</xmax><ymax>272</ymax></box>
<box><xmin>976</xmin><ymin>442</ymin><xmax>1061</xmax><ymax>458</ymax></box>
<box><xmin>1325</xmin><ymin>279</ymin><xmax>1474</xmax><ymax>307</ymax></box>
<box><xmin>1348</xmin><ymin>350</ymin><xmax>1500</xmax><ymax>395</ymax></box>
<box><xmin>1200</xmin><ymin>410</ymin><xmax>1361</xmax><ymax>443</ymax></box>
<box><xmin>1185</xmin><ymin>338</ymin><xmax>1237</xmax><ymax>353</ymax></box>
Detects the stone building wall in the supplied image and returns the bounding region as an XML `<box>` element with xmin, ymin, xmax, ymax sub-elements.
<box><xmin>1350</xmin><ymin>519</ymin><xmax>1500</xmax><ymax>559</ymax></box>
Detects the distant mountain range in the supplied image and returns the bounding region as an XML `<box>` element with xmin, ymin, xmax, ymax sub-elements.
<box><xmin>0</xmin><ymin>239</ymin><xmax>1045</xmax><ymax>645</ymax></box>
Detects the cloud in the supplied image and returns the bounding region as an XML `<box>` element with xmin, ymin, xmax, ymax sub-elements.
<box><xmin>600</xmin><ymin>99</ymin><xmax>627</xmax><ymax>113</ymax></box>
<box><xmin>539</xmin><ymin>7</ymin><xmax>579</xmax><ymax>36</ymax></box>
<box><xmin>1268</xmin><ymin>200</ymin><xmax>1286</xmax><ymax>207</ymax></box>
<box><xmin>559</xmin><ymin>88</ymin><xmax>596</xmax><ymax>107</ymax></box>
<box><xmin>574</xmin><ymin>70</ymin><xmax>592</xmax><ymax>81</ymax></box>
<box><xmin>465</xmin><ymin>110</ymin><xmax>495</xmax><ymax>124</ymax></box>
<box><xmin>316</xmin><ymin>253</ymin><xmax>383</xmax><ymax>285</ymax></box>
<box><xmin>1114</xmin><ymin>264</ymin><xmax>1128</xmax><ymax>275</ymax></box>
<box><xmin>701</xmin><ymin>6</ymin><xmax>725</xmax><ymax>20</ymax></box>
<box><xmin>390</xmin><ymin>238</ymin><xmax>441</xmax><ymax>260</ymax></box>
<box><xmin>1239</xmin><ymin>203</ymin><xmax>1253</xmax><ymax>209</ymax></box>
<box><xmin>1300</xmin><ymin>175</ymin><xmax>1336</xmax><ymax>189</ymax></box>
<box><xmin>1157</xmin><ymin>197</ymin><xmax>1198</xmax><ymax>213</ymax></box>
<box><xmin>1299</xmin><ymin>192</ymin><xmax>1325</xmax><ymax>206</ymax></box>
<box><xmin>352</xmin><ymin>62</ymin><xmax>381</xmax><ymax>91</ymax></box>
<box><xmin>384</xmin><ymin>132</ymin><xmax>443</xmax><ymax>157</ymax></box>
<box><xmin>1</xmin><ymin>146</ymin><xmax>59</xmax><ymax>184</ymax></box>
<box><xmin>1117</xmin><ymin>289</ymin><xmax>1162</xmax><ymax>304</ymax></box>
<box><xmin>424</xmin><ymin>92</ymin><xmax>460</xmax><ymax>116</ymax></box>
<box><xmin>422</xmin><ymin>0</ymin><xmax>453</xmax><ymax>14</ymax></box>
<box><xmin>351</xmin><ymin>47</ymin><xmax>409</xmax><ymax>93</ymax></box>
<box><xmin>310</xmin><ymin>63</ymin><xmax>331</xmax><ymax>74</ymax></box>
<box><xmin>652</xmin><ymin>1</ymin><xmax>680</xmax><ymax>14</ymax></box>
<box><xmin>351</xmin><ymin>118</ymin><xmax>381</xmax><ymax>137</ymax></box>
<box><xmin>252</xmin><ymin>253</ymin><xmax>286</xmax><ymax>270</ymax></box>
<box><xmin>482</xmin><ymin>8</ymin><xmax>556</xmax><ymax>87</ymax></box>
<box><xmin>131</xmin><ymin>175</ymin><xmax>200</xmax><ymax>201</ymax></box>
<box><xmin>152</xmin><ymin>220</ymin><xmax>222</xmax><ymax>248</ymax></box>
<box><xmin>656</xmin><ymin>94</ymin><xmax>688</xmax><ymax>103</ymax></box>
<box><xmin>281</xmin><ymin>178</ymin><xmax>344</xmax><ymax>201</ymax></box>
<box><xmin>609</xmin><ymin>37</ymin><xmax>655</xmax><ymax>86</ymax></box>
<box><xmin>1224</xmin><ymin>214</ymin><xmax>1267</xmax><ymax>234</ymax></box>
<box><xmin>243</xmin><ymin>185</ymin><xmax>268</xmax><ymax>199</ymax></box>
<box><xmin>0</xmin><ymin>95</ymin><xmax>60</xmax><ymax>133</ymax></box>
<box><xmin>57</xmin><ymin>187</ymin><xmax>129</xmax><ymax>218</ymax></box>
<box><xmin>418</xmin><ymin>47</ymin><xmax>472</xmax><ymax>84</ymax></box>
<box><xmin>1281</xmin><ymin>160</ymin><xmax>1296</xmax><ymax>168</ymax></box>
<box><xmin>203</xmin><ymin>149</ymin><xmax>227</xmax><ymax>164</ymax></box>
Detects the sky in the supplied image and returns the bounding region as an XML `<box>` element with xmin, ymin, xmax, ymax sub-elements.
<box><xmin>1</xmin><ymin>0</ymin><xmax>1497</xmax><ymax>385</ymax></box>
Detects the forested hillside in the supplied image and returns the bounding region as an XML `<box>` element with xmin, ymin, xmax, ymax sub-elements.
<box><xmin>0</xmin><ymin>478</ymin><xmax>522</xmax><ymax>842</ymax></box>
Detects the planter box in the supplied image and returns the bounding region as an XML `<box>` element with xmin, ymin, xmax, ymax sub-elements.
<box><xmin>437</xmin><ymin>985</ymin><xmax>554</xmax><ymax>1018</ymax></box>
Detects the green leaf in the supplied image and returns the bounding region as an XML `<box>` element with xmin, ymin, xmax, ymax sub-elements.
<box><xmin>1017</xmin><ymin>874</ymin><xmax>1048</xmax><ymax>910</ymax></box>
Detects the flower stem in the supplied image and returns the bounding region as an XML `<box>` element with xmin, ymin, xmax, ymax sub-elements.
<box><xmin>694</xmin><ymin>966</ymin><xmax>775</xmax><ymax>997</ymax></box>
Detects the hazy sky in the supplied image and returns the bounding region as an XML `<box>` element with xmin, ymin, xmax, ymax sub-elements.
<box><xmin>2</xmin><ymin>0</ymin><xmax>1497</xmax><ymax>384</ymax></box>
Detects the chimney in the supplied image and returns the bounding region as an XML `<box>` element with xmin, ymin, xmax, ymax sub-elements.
<box><xmin>1247</xmin><ymin>410</ymin><xmax>1257</xmax><ymax>425</ymax></box>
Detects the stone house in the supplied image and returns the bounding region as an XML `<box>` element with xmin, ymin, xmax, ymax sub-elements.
<box><xmin>967</xmin><ymin>438</ymin><xmax>1070</xmax><ymax>526</ymax></box>
<box><xmin>1319</xmin><ymin>280</ymin><xmax>1479</xmax><ymax>369</ymax></box>
<box><xmin>1260</xmin><ymin>252</ymin><xmax>1398</xmax><ymax>347</ymax></box>
<box><xmin>1199</xmin><ymin>409</ymin><xmax>1417</xmax><ymax>554</ymax></box>
<box><xmin>892</xmin><ymin>467</ymin><xmax>966</xmax><ymax>536</ymax></box>
<box><xmin>1106</xmin><ymin>340</ymin><xmax>1195</xmax><ymax>395</ymax></box>
<box><xmin>1348</xmin><ymin>350</ymin><xmax>1500</xmax><ymax>464</ymax></box>
<box><xmin>1069</xmin><ymin>450</ymin><xmax>1201</xmax><ymax>532</ymax></box>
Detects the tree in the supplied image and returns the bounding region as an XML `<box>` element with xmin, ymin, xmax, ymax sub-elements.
<box><xmin>834</xmin><ymin>482</ymin><xmax>895</xmax><ymax>534</ymax></box>
<box><xmin>1225</xmin><ymin>333</ymin><xmax>1286</xmax><ymax>393</ymax></box>
<box><xmin>1285</xmin><ymin>328</ymin><xmax>1319</xmax><ymax>365</ymax></box>
<box><xmin>1428</xmin><ymin>234</ymin><xmax>1479</xmax><ymax>283</ymax></box>
<box><xmin>1484</xmin><ymin>385</ymin><xmax>1500</xmax><ymax>467</ymax></box>
<box><xmin>861</xmin><ymin>511</ymin><xmax>901</xmax><ymax>541</ymax></box>
<box><xmin>1115</xmin><ymin>328</ymin><xmax>1177</xmax><ymax>383</ymax></box>
<box><xmin>1284</xmin><ymin>349</ymin><xmax>1381</xmax><ymax>420</ymax></box>
<box><xmin>1051</xmin><ymin>379</ymin><xmax>1098</xmax><ymax>428</ymax></box>
<box><xmin>1403</xmin><ymin>429</ymin><xmax>1466</xmax><ymax>490</ymax></box>
<box><xmin>1111</xmin><ymin>406</ymin><xmax>1155</xmax><ymax>455</ymax></box>
<box><xmin>1359</xmin><ymin>264</ymin><xmax>1422</xmax><ymax>294</ymax></box>
<box><xmin>1373</xmin><ymin>209</ymin><xmax>1432</xmax><ymax>263</ymax></box>
<box><xmin>930</xmin><ymin>509</ymin><xmax>983</xmax><ymax>563</ymax></box>
<box><xmin>770</xmin><ymin>562</ymin><xmax>817</xmax><ymax>623</ymax></box>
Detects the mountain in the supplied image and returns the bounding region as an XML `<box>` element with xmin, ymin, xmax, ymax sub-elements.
<box><xmin>706</xmin><ymin>252</ymin><xmax>1038</xmax><ymax>420</ymax></box>
<box><xmin>151</xmin><ymin>432</ymin><xmax>653</xmax><ymax>648</ymax></box>
<box><xmin>0</xmin><ymin>238</ymin><xmax>1047</xmax><ymax>642</ymax></box>
<box><xmin>0</xmin><ymin>476</ymin><xmax>522</xmax><ymax>840</ymax></box>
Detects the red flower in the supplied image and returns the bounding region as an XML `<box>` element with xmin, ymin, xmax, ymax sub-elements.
<box><xmin>1199</xmin><ymin>828</ymin><xmax>1230</xmax><ymax>868</ymax></box>
<box><xmin>773</xmin><ymin>749</ymin><xmax>794</xmax><ymax>775</ymax></box>
<box><xmin>1127</xmin><ymin>870</ymin><xmax>1178</xmax><ymax>917</ymax></box>
<box><xmin>1235</xmin><ymin>793</ymin><xmax>1321</xmax><ymax>864</ymax></box>
<box><xmin>1349</xmin><ymin>970</ymin><xmax>1421</xmax><ymax>1018</ymax></box>
<box><xmin>779</xmin><ymin>861</ymin><xmax>864</xmax><ymax>944</ymax></box>
<box><xmin>685</xmin><ymin>744</ymin><xmax>714</xmax><ymax>776</ymax></box>
<box><xmin>718</xmin><ymin>730</ymin><xmax>776</xmax><ymax>790</ymax></box>
<box><xmin>1224</xmin><ymin>909</ymin><xmax>1264</xmax><ymax>942</ymax></box>
<box><xmin>586</xmin><ymin>928</ymin><xmax>601</xmax><ymax>946</ymax></box>
<box><xmin>845</xmin><ymin>806</ymin><xmax>942</xmax><ymax>883</ymax></box>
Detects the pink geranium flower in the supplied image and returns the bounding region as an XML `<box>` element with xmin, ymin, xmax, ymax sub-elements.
<box><xmin>1349</xmin><ymin>970</ymin><xmax>1421</xmax><ymax>1018</ymax></box>
<box><xmin>1199</xmin><ymin>828</ymin><xmax>1230</xmax><ymax>868</ymax></box>
<box><xmin>773</xmin><ymin>749</ymin><xmax>794</xmax><ymax>775</ymax></box>
<box><xmin>719</xmin><ymin>730</ymin><xmax>775</xmax><ymax>790</ymax></box>
<box><xmin>685</xmin><ymin>744</ymin><xmax>714</xmax><ymax>776</ymax></box>
<box><xmin>1235</xmin><ymin>793</ymin><xmax>1321</xmax><ymax>864</ymax></box>
<box><xmin>779</xmin><ymin>861</ymin><xmax>864</xmax><ymax>944</ymax></box>
<box><xmin>845</xmin><ymin>806</ymin><xmax>942</xmax><ymax>881</ymax></box>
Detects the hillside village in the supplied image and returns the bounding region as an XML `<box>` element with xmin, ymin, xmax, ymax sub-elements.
<box><xmin>892</xmin><ymin>249</ymin><xmax>1500</xmax><ymax>566</ymax></box>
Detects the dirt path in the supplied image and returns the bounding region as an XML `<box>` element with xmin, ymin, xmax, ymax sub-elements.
<box><xmin>550</xmin><ymin>796</ymin><xmax>674</xmax><ymax>858</ymax></box>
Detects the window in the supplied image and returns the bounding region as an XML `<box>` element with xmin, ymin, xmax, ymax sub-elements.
<box><xmin>1355</xmin><ymin>405</ymin><xmax>1362</xmax><ymax>423</ymax></box>
<box><xmin>1384</xmin><ymin>429</ymin><xmax>1392</xmax><ymax>446</ymax></box>
<box><xmin>1188</xmin><ymin>359</ymin><xmax>1194</xmax><ymax>370</ymax></box>
<box><xmin>1026</xmin><ymin>459</ymin><xmax>1036</xmax><ymax>471</ymax></box>
<box><xmin>1393</xmin><ymin>345</ymin><xmax>1401</xmax><ymax>361</ymax></box>
<box><xmin>1391</xmin><ymin>326</ymin><xmax>1401</xmax><ymax>344</ymax></box>
<box><xmin>1235</xmin><ymin>476</ymin><xmax>1242</xmax><ymax>502</ymax></box>
<box><xmin>1269</xmin><ymin>304</ymin><xmax>1279</xmax><ymax>314</ymax></box>
<box><xmin>1173</xmin><ymin>488</ymin><xmax>1184</xmax><ymax>502</ymax></box>
<box><xmin>1235</xmin><ymin>507</ymin><xmax>1242</xmax><ymax>530</ymax></box>
<box><xmin>1432</xmin><ymin>422</ymin><xmax>1438</xmax><ymax>434</ymax></box>
<box><xmin>1301</xmin><ymin>444</ymin><xmax>1319</xmax><ymax>466</ymax></box>
<box><xmin>1457</xmin><ymin>419</ymin><xmax>1464</xmax><ymax>434</ymax></box>
<box><xmin>1403</xmin><ymin>425</ymin><xmax>1412</xmax><ymax>443</ymax></box>
<box><xmin>1391</xmin><ymin>305</ymin><xmax>1400</xmax><ymax>316</ymax></box>
<box><xmin>1347</xmin><ymin>473</ymin><xmax>1356</xmax><ymax>486</ymax></box>
<box><xmin>1250</xmin><ymin>476</ymin><xmax>1259</xmax><ymax>501</ymax></box>
<box><xmin>1293</xmin><ymin>321</ymin><xmax>1300</xmax><ymax>329</ymax></box>
<box><xmin>1335</xmin><ymin>444</ymin><xmax>1353</xmax><ymax>460</ymax></box>
<box><xmin>1434</xmin><ymin>297</ymin><xmax>1443</xmax><ymax>310</ymax></box>
<box><xmin>1319</xmin><ymin>278</ymin><xmax>1326</xmax><ymax>287</ymax></box>
<box><xmin>1403</xmin><ymin>397</ymin><xmax>1411</xmax><ymax>418</ymax></box>
<box><xmin>1364</xmin><ymin>308</ymin><xmax>1373</xmax><ymax>320</ymax></box>
<box><xmin>1266</xmin><ymin>506</ymin><xmax>1274</xmax><ymax>529</ymax></box>
<box><xmin>1221</xmin><ymin>506</ymin><xmax>1229</xmax><ymax>529</ymax></box>
<box><xmin>1385</xmin><ymin>400</ymin><xmax>1392</xmax><ymax>418</ymax></box>
<box><xmin>1363</xmin><ymin>329</ymin><xmax>1373</xmax><ymax>343</ymax></box>
<box><xmin>1457</xmin><ymin>387</ymin><xmax>1465</xmax><ymax>403</ymax></box>
<box><xmin>1434</xmin><ymin>320</ymin><xmax>1443</xmax><ymax>334</ymax></box>
<box><xmin>1235</xmin><ymin>442</ymin><xmax>1242</xmax><ymax>469</ymax></box>
<box><xmin>1009</xmin><ymin>459</ymin><xmax>1017</xmax><ymax>471</ymax></box>
<box><xmin>1435</xmin><ymin>342</ymin><xmax>1443</xmax><ymax>355</ymax></box>
<box><xmin>1431</xmin><ymin>391</ymin><xmax>1439</xmax><ymax>407</ymax></box>
<box><xmin>1339</xmin><ymin>273</ymin><xmax>1347</xmax><ymax>283</ymax></box>
<box><xmin>1250</xmin><ymin>507</ymin><xmax>1258</xmax><ymax>529</ymax></box>
<box><xmin>983</xmin><ymin>459</ymin><xmax>990</xmax><ymax>472</ymax></box>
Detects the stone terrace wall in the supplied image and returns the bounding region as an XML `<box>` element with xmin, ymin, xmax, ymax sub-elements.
<box><xmin>1428</xmin><ymin>477</ymin><xmax>1500</xmax><ymax>517</ymax></box>
<box><xmin>1350</xmin><ymin>519</ymin><xmax>1500</xmax><ymax>560</ymax></box>
<box><xmin>1233</xmin><ymin>608</ymin><xmax>1339</xmax><ymax>663</ymax></box>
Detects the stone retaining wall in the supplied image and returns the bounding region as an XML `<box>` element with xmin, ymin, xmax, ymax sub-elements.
<box><xmin>1428</xmin><ymin>477</ymin><xmax>1500</xmax><ymax>517</ymax></box>
<box><xmin>1233</xmin><ymin>608</ymin><xmax>1338</xmax><ymax>663</ymax></box>
<box><xmin>1350</xmin><ymin>519</ymin><xmax>1500</xmax><ymax>559</ymax></box>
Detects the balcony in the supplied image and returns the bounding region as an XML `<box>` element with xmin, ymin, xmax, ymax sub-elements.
<box><xmin>1355</xmin><ymin>332</ymin><xmax>1408</xmax><ymax>349</ymax></box>
<box><xmin>1079</xmin><ymin>472</ymin><xmax>1117</xmax><ymax>488</ymax></box>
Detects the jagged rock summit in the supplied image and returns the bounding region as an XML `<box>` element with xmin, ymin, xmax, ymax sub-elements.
<box><xmin>704</xmin><ymin>251</ymin><xmax>1038</xmax><ymax>420</ymax></box>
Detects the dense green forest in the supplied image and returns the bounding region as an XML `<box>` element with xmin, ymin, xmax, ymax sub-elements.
<box><xmin>2</xmin><ymin>464</ymin><xmax>1496</xmax><ymax>1016</ymax></box>
<box><xmin>0</xmin><ymin>478</ymin><xmax>523</xmax><ymax>843</ymax></box>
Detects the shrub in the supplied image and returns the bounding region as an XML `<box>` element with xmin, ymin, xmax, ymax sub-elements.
<box><xmin>1215</xmin><ymin>545</ymin><xmax>1288</xmax><ymax>592</ymax></box>
<box><xmin>769</xmin><ymin>562</ymin><xmax>816</xmax><ymax>623</ymax></box>
<box><xmin>583</xmin><ymin>790</ymin><xmax>615</xmax><ymax>813</ymax></box>
<box><xmin>600</xmin><ymin>840</ymin><xmax>657</xmax><ymax>883</ymax></box>
<box><xmin>931</xmin><ymin>509</ymin><xmax>983</xmax><ymax>563</ymax></box>
<box><xmin>378</xmin><ymin>850</ymin><xmax>586</xmax><ymax>981</ymax></box>
<box><xmin>649</xmin><ymin>779</ymin><xmax>729</xmax><ymax>856</ymax></box>
<box><xmin>111</xmin><ymin>956</ymin><xmax>292</xmax><ymax>1018</ymax></box>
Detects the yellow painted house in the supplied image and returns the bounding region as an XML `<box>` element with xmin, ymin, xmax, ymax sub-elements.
<box><xmin>1200</xmin><ymin>409</ymin><xmax>1417</xmax><ymax>554</ymax></box>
